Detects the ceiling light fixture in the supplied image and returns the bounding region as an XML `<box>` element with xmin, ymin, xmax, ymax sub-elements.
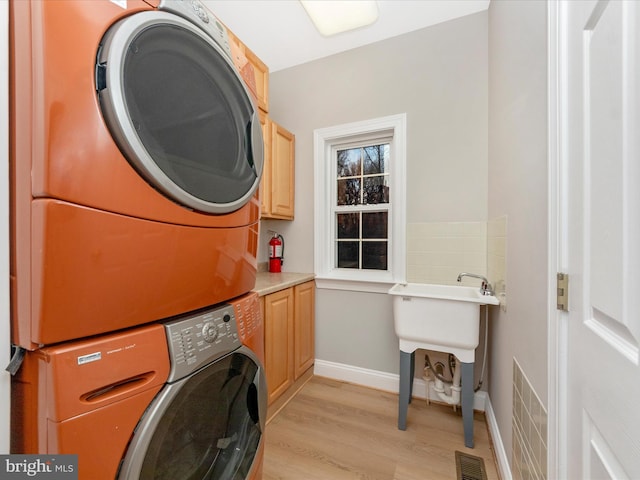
<box><xmin>300</xmin><ymin>0</ymin><xmax>379</xmax><ymax>37</ymax></box>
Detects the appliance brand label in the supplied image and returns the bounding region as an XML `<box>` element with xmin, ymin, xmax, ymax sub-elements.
<box><xmin>105</xmin><ymin>343</ymin><xmax>137</xmax><ymax>355</ymax></box>
<box><xmin>76</xmin><ymin>352</ymin><xmax>101</xmax><ymax>365</ymax></box>
<box><xmin>0</xmin><ymin>455</ymin><xmax>78</xmax><ymax>479</ymax></box>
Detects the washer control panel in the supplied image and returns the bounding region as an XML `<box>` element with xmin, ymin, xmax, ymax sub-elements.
<box><xmin>164</xmin><ymin>303</ymin><xmax>240</xmax><ymax>382</ymax></box>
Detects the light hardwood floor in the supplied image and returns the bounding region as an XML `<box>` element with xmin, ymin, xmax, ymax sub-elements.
<box><xmin>263</xmin><ymin>376</ymin><xmax>500</xmax><ymax>480</ymax></box>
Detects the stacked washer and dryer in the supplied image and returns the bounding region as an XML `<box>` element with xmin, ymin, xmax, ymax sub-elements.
<box><xmin>9</xmin><ymin>0</ymin><xmax>267</xmax><ymax>478</ymax></box>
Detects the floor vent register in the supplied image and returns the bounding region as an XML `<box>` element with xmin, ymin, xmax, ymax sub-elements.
<box><xmin>455</xmin><ymin>450</ymin><xmax>488</xmax><ymax>480</ymax></box>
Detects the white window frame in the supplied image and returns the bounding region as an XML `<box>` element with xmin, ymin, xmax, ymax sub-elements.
<box><xmin>313</xmin><ymin>114</ymin><xmax>406</xmax><ymax>293</ymax></box>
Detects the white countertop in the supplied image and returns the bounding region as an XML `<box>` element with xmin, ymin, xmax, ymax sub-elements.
<box><xmin>253</xmin><ymin>271</ymin><xmax>315</xmax><ymax>296</ymax></box>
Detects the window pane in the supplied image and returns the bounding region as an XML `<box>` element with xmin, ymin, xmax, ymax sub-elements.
<box><xmin>337</xmin><ymin>178</ymin><xmax>361</xmax><ymax>205</ymax></box>
<box><xmin>363</xmin><ymin>176</ymin><xmax>389</xmax><ymax>204</ymax></box>
<box><xmin>337</xmin><ymin>148</ymin><xmax>362</xmax><ymax>178</ymax></box>
<box><xmin>362</xmin><ymin>242</ymin><xmax>387</xmax><ymax>270</ymax></box>
<box><xmin>337</xmin><ymin>241</ymin><xmax>359</xmax><ymax>268</ymax></box>
<box><xmin>333</xmin><ymin>141</ymin><xmax>391</xmax><ymax>272</ymax></box>
<box><xmin>337</xmin><ymin>213</ymin><xmax>360</xmax><ymax>239</ymax></box>
<box><xmin>363</xmin><ymin>144</ymin><xmax>389</xmax><ymax>175</ymax></box>
<box><xmin>362</xmin><ymin>212</ymin><xmax>387</xmax><ymax>239</ymax></box>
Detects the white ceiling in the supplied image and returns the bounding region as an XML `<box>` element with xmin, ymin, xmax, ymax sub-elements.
<box><xmin>203</xmin><ymin>0</ymin><xmax>490</xmax><ymax>72</ymax></box>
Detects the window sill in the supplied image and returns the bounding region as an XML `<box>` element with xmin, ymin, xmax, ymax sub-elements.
<box><xmin>314</xmin><ymin>276</ymin><xmax>397</xmax><ymax>294</ymax></box>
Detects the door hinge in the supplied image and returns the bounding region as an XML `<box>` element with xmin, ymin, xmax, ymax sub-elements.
<box><xmin>557</xmin><ymin>272</ymin><xmax>569</xmax><ymax>311</ymax></box>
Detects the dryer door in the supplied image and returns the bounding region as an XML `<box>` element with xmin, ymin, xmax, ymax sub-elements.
<box><xmin>96</xmin><ymin>11</ymin><xmax>263</xmax><ymax>214</ymax></box>
<box><xmin>118</xmin><ymin>347</ymin><xmax>267</xmax><ymax>480</ymax></box>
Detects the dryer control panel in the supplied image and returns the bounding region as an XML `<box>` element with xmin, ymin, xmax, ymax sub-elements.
<box><xmin>159</xmin><ymin>0</ymin><xmax>233</xmax><ymax>60</ymax></box>
<box><xmin>164</xmin><ymin>303</ymin><xmax>240</xmax><ymax>382</ymax></box>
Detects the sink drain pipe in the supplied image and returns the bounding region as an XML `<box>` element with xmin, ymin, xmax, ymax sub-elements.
<box><xmin>423</xmin><ymin>305</ymin><xmax>490</xmax><ymax>407</ymax></box>
<box><xmin>426</xmin><ymin>357</ymin><xmax>462</xmax><ymax>407</ymax></box>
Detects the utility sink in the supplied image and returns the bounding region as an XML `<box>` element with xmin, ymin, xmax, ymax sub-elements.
<box><xmin>388</xmin><ymin>282</ymin><xmax>499</xmax><ymax>363</ymax></box>
<box><xmin>390</xmin><ymin>282</ymin><xmax>499</xmax><ymax>447</ymax></box>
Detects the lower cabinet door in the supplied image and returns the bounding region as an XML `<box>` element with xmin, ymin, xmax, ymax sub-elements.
<box><xmin>294</xmin><ymin>281</ymin><xmax>315</xmax><ymax>379</ymax></box>
<box><xmin>264</xmin><ymin>287</ymin><xmax>294</xmax><ymax>404</ymax></box>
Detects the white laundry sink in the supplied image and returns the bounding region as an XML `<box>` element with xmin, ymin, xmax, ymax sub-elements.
<box><xmin>388</xmin><ymin>282</ymin><xmax>499</xmax><ymax>363</ymax></box>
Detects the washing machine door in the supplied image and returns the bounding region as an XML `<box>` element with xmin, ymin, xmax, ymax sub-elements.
<box><xmin>118</xmin><ymin>347</ymin><xmax>267</xmax><ymax>480</ymax></box>
<box><xmin>96</xmin><ymin>10</ymin><xmax>263</xmax><ymax>214</ymax></box>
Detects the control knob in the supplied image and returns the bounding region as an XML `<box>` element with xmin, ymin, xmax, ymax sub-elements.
<box><xmin>202</xmin><ymin>322</ymin><xmax>218</xmax><ymax>343</ymax></box>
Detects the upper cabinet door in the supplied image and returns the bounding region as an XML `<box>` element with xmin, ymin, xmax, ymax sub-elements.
<box><xmin>264</xmin><ymin>121</ymin><xmax>295</xmax><ymax>220</ymax></box>
<box><xmin>244</xmin><ymin>46</ymin><xmax>269</xmax><ymax>113</ymax></box>
<box><xmin>227</xmin><ymin>30</ymin><xmax>269</xmax><ymax>113</ymax></box>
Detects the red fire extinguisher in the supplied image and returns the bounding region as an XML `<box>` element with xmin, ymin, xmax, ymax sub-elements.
<box><xmin>268</xmin><ymin>233</ymin><xmax>284</xmax><ymax>273</ymax></box>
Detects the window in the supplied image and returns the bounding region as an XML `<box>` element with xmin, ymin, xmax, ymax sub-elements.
<box><xmin>314</xmin><ymin>114</ymin><xmax>406</xmax><ymax>292</ymax></box>
<box><xmin>335</xmin><ymin>143</ymin><xmax>390</xmax><ymax>270</ymax></box>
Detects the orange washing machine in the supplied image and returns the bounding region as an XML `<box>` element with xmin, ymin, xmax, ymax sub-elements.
<box><xmin>9</xmin><ymin>0</ymin><xmax>264</xmax><ymax>349</ymax></box>
<box><xmin>12</xmin><ymin>291</ymin><xmax>267</xmax><ymax>480</ymax></box>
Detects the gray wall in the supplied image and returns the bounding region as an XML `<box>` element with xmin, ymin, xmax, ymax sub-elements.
<box><xmin>488</xmin><ymin>0</ymin><xmax>549</xmax><ymax>462</ymax></box>
<box><xmin>265</xmin><ymin>11</ymin><xmax>489</xmax><ymax>373</ymax></box>
<box><xmin>264</xmin><ymin>4</ymin><xmax>552</xmax><ymax>472</ymax></box>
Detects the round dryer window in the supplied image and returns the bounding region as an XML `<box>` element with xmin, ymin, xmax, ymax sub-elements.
<box><xmin>96</xmin><ymin>11</ymin><xmax>263</xmax><ymax>214</ymax></box>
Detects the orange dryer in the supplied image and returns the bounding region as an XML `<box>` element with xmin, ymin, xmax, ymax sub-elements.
<box><xmin>9</xmin><ymin>0</ymin><xmax>264</xmax><ymax>349</ymax></box>
<box><xmin>12</xmin><ymin>292</ymin><xmax>267</xmax><ymax>479</ymax></box>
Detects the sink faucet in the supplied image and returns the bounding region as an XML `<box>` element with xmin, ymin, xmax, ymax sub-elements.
<box><xmin>457</xmin><ymin>272</ymin><xmax>494</xmax><ymax>296</ymax></box>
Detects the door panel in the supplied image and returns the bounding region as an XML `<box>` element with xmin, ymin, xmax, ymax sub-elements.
<box><xmin>562</xmin><ymin>1</ymin><xmax>640</xmax><ymax>477</ymax></box>
<box><xmin>585</xmin><ymin>0</ymin><xmax>639</xmax><ymax>361</ymax></box>
<box><xmin>583</xmin><ymin>411</ymin><xmax>630</xmax><ymax>479</ymax></box>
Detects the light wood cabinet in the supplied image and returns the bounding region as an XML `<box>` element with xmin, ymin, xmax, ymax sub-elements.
<box><xmin>260</xmin><ymin>120</ymin><xmax>295</xmax><ymax>220</ymax></box>
<box><xmin>263</xmin><ymin>288</ymin><xmax>294</xmax><ymax>404</ymax></box>
<box><xmin>262</xmin><ymin>281</ymin><xmax>315</xmax><ymax>405</ymax></box>
<box><xmin>225</xmin><ymin>27</ymin><xmax>294</xmax><ymax>221</ymax></box>
<box><xmin>294</xmin><ymin>281</ymin><xmax>315</xmax><ymax>378</ymax></box>
<box><xmin>243</xmin><ymin>46</ymin><xmax>269</xmax><ymax>113</ymax></box>
<box><xmin>226</xmin><ymin>30</ymin><xmax>269</xmax><ymax>113</ymax></box>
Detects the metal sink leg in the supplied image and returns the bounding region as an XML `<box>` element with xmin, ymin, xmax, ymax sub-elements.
<box><xmin>398</xmin><ymin>350</ymin><xmax>415</xmax><ymax>430</ymax></box>
<box><xmin>461</xmin><ymin>361</ymin><xmax>475</xmax><ymax>448</ymax></box>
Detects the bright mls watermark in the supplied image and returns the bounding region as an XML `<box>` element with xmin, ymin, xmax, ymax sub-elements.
<box><xmin>0</xmin><ymin>455</ymin><xmax>77</xmax><ymax>479</ymax></box>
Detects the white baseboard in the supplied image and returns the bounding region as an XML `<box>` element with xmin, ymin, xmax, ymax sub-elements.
<box><xmin>314</xmin><ymin>358</ymin><xmax>399</xmax><ymax>393</ymax></box>
<box><xmin>484</xmin><ymin>395</ymin><xmax>513</xmax><ymax>480</ymax></box>
<box><xmin>314</xmin><ymin>358</ymin><xmax>487</xmax><ymax>411</ymax></box>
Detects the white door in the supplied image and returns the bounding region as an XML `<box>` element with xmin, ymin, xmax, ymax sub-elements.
<box><xmin>559</xmin><ymin>0</ymin><xmax>640</xmax><ymax>478</ymax></box>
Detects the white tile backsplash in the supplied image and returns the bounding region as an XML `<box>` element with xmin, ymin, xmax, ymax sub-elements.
<box><xmin>406</xmin><ymin>221</ymin><xmax>488</xmax><ymax>285</ymax></box>
<box><xmin>513</xmin><ymin>358</ymin><xmax>548</xmax><ymax>480</ymax></box>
